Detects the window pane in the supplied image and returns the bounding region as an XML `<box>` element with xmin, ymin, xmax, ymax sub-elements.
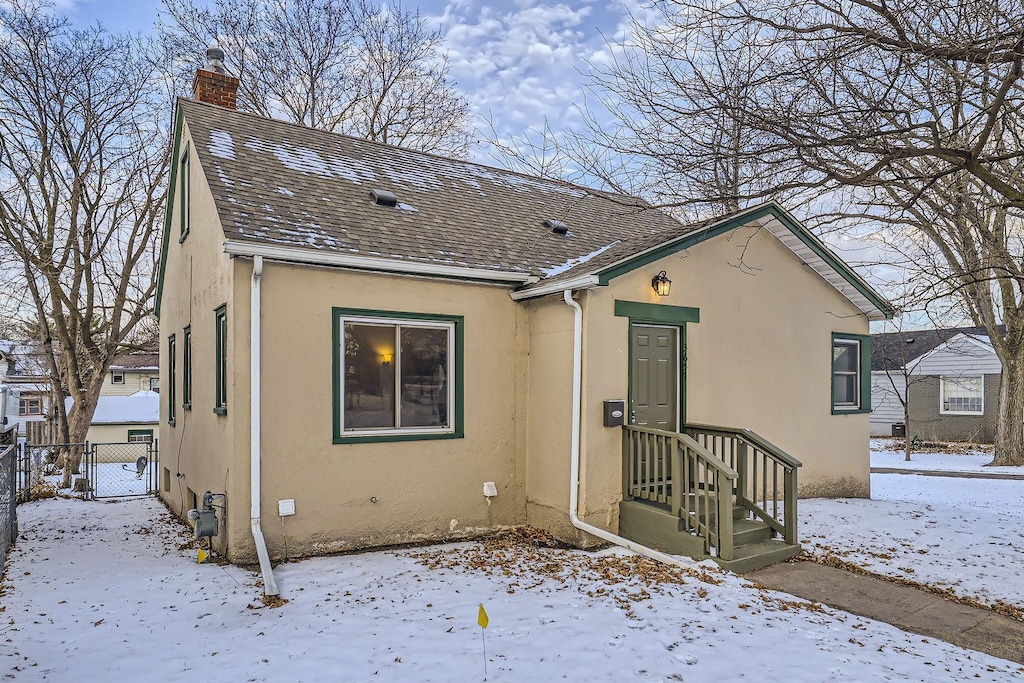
<box><xmin>832</xmin><ymin>342</ymin><xmax>857</xmax><ymax>373</ymax></box>
<box><xmin>942</xmin><ymin>376</ymin><xmax>983</xmax><ymax>413</ymax></box>
<box><xmin>400</xmin><ymin>327</ymin><xmax>449</xmax><ymax>428</ymax></box>
<box><xmin>834</xmin><ymin>374</ymin><xmax>856</xmax><ymax>405</ymax></box>
<box><xmin>344</xmin><ymin>323</ymin><xmax>397</xmax><ymax>429</ymax></box>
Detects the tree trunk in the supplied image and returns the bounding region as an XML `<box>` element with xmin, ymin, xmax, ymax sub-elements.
<box><xmin>59</xmin><ymin>387</ymin><xmax>101</xmax><ymax>488</ymax></box>
<box><xmin>903</xmin><ymin>387</ymin><xmax>912</xmax><ymax>462</ymax></box>
<box><xmin>991</xmin><ymin>352</ymin><xmax>1024</xmax><ymax>466</ymax></box>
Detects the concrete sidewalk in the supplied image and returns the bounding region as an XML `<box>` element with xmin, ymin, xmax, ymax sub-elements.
<box><xmin>748</xmin><ymin>561</ymin><xmax>1024</xmax><ymax>665</ymax></box>
<box><xmin>871</xmin><ymin>467</ymin><xmax>1024</xmax><ymax>480</ymax></box>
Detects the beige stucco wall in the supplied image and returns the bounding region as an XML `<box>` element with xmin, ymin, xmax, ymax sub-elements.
<box><xmin>226</xmin><ymin>260</ymin><xmax>530</xmax><ymax>563</ymax></box>
<box><xmin>524</xmin><ymin>221</ymin><xmax>872</xmax><ymax>546</ymax></box>
<box><xmin>158</xmin><ymin>119</ymin><xmax>244</xmax><ymax>559</ymax></box>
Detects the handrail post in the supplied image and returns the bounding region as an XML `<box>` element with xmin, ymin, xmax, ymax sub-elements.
<box><xmin>736</xmin><ymin>440</ymin><xmax>748</xmax><ymax>508</ymax></box>
<box><xmin>717</xmin><ymin>472</ymin><xmax>734</xmax><ymax>561</ymax></box>
<box><xmin>670</xmin><ymin>435</ymin><xmax>682</xmax><ymax>517</ymax></box>
<box><xmin>621</xmin><ymin>426</ymin><xmax>631</xmax><ymax>501</ymax></box>
<box><xmin>784</xmin><ymin>467</ymin><xmax>798</xmax><ymax>545</ymax></box>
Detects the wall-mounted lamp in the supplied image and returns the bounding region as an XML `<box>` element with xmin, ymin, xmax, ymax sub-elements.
<box><xmin>651</xmin><ymin>270</ymin><xmax>672</xmax><ymax>297</ymax></box>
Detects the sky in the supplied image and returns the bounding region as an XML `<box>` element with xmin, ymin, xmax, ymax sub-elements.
<box><xmin>64</xmin><ymin>0</ymin><xmax>639</xmax><ymax>167</ymax></box>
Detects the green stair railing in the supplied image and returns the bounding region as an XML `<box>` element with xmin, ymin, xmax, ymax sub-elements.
<box><xmin>623</xmin><ymin>424</ymin><xmax>739</xmax><ymax>560</ymax></box>
<box><xmin>685</xmin><ymin>423</ymin><xmax>801</xmax><ymax>546</ymax></box>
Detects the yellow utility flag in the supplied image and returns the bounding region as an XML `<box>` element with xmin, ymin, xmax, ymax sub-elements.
<box><xmin>197</xmin><ymin>547</ymin><xmax>210</xmax><ymax>564</ymax></box>
<box><xmin>477</xmin><ymin>604</ymin><xmax>489</xmax><ymax>629</ymax></box>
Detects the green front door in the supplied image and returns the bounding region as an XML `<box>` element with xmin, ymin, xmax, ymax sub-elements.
<box><xmin>630</xmin><ymin>324</ymin><xmax>678</xmax><ymax>430</ymax></box>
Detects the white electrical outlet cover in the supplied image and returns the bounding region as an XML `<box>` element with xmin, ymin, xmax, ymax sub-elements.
<box><xmin>278</xmin><ymin>499</ymin><xmax>296</xmax><ymax>516</ymax></box>
<box><xmin>482</xmin><ymin>482</ymin><xmax>498</xmax><ymax>497</ymax></box>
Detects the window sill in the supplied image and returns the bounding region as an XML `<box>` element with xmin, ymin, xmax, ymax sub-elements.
<box><xmin>168</xmin><ymin>418</ymin><xmax>176</xmax><ymax>427</ymax></box>
<box><xmin>334</xmin><ymin>431</ymin><xmax>464</xmax><ymax>445</ymax></box>
<box><xmin>832</xmin><ymin>407</ymin><xmax>870</xmax><ymax>415</ymax></box>
<box><xmin>179</xmin><ymin>230</ymin><xmax>189</xmax><ymax>244</ymax></box>
<box><xmin>213</xmin><ymin>407</ymin><xmax>227</xmax><ymax>415</ymax></box>
<box><xmin>183</xmin><ymin>403</ymin><xmax>191</xmax><ymax>411</ymax></box>
<box><xmin>940</xmin><ymin>411</ymin><xmax>984</xmax><ymax>416</ymax></box>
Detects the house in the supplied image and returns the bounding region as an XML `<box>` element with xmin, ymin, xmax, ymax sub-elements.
<box><xmin>871</xmin><ymin>327</ymin><xmax>1002</xmax><ymax>442</ymax></box>
<box><xmin>101</xmin><ymin>347</ymin><xmax>160</xmax><ymax>396</ymax></box>
<box><xmin>155</xmin><ymin>56</ymin><xmax>892</xmax><ymax>588</ymax></box>
<box><xmin>64</xmin><ymin>392</ymin><xmax>160</xmax><ymax>446</ymax></box>
<box><xmin>0</xmin><ymin>340</ymin><xmax>52</xmax><ymax>437</ymax></box>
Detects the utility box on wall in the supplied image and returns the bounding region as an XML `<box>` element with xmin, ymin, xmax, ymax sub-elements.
<box><xmin>603</xmin><ymin>400</ymin><xmax>625</xmax><ymax>427</ymax></box>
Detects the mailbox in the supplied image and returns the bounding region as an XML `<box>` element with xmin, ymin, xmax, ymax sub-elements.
<box><xmin>603</xmin><ymin>400</ymin><xmax>625</xmax><ymax>427</ymax></box>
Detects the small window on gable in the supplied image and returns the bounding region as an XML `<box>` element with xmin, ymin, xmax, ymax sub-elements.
<box><xmin>179</xmin><ymin>143</ymin><xmax>190</xmax><ymax>242</ymax></box>
<box><xmin>832</xmin><ymin>333</ymin><xmax>870</xmax><ymax>414</ymax></box>
<box><xmin>940</xmin><ymin>376</ymin><xmax>983</xmax><ymax>414</ymax></box>
<box><xmin>111</xmin><ymin>369</ymin><xmax>125</xmax><ymax>384</ymax></box>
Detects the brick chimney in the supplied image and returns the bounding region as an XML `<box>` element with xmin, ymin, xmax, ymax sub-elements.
<box><xmin>192</xmin><ymin>46</ymin><xmax>239</xmax><ymax>109</ymax></box>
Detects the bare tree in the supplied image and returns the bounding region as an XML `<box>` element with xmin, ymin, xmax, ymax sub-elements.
<box><xmin>157</xmin><ymin>0</ymin><xmax>472</xmax><ymax>155</ymax></box>
<box><xmin>0</xmin><ymin>1</ymin><xmax>169</xmax><ymax>485</ymax></box>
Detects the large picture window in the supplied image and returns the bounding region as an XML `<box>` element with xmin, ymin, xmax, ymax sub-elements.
<box><xmin>334</xmin><ymin>309</ymin><xmax>463</xmax><ymax>443</ymax></box>
<box><xmin>940</xmin><ymin>375</ymin><xmax>983</xmax><ymax>414</ymax></box>
<box><xmin>832</xmin><ymin>333</ymin><xmax>871</xmax><ymax>414</ymax></box>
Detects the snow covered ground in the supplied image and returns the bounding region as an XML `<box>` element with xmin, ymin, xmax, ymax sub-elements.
<box><xmin>870</xmin><ymin>437</ymin><xmax>1023</xmax><ymax>474</ymax></box>
<box><xmin>2</xmin><ymin>495</ymin><xmax>1021</xmax><ymax>682</ymax></box>
<box><xmin>802</xmin><ymin>462</ymin><xmax>1024</xmax><ymax>615</ymax></box>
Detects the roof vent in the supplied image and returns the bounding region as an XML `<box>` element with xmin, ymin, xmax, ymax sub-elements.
<box><xmin>544</xmin><ymin>218</ymin><xmax>569</xmax><ymax>235</ymax></box>
<box><xmin>370</xmin><ymin>189</ymin><xmax>398</xmax><ymax>207</ymax></box>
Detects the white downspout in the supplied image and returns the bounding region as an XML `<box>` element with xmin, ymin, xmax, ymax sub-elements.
<box><xmin>251</xmin><ymin>255</ymin><xmax>279</xmax><ymax>596</ymax></box>
<box><xmin>562</xmin><ymin>290</ymin><xmax>688</xmax><ymax>568</ymax></box>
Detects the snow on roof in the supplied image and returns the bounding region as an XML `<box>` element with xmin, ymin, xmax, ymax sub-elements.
<box><xmin>65</xmin><ymin>391</ymin><xmax>159</xmax><ymax>424</ymax></box>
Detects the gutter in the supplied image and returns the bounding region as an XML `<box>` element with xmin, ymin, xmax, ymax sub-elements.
<box><xmin>561</xmin><ymin>290</ymin><xmax>689</xmax><ymax>567</ymax></box>
<box><xmin>250</xmin><ymin>255</ymin><xmax>279</xmax><ymax>596</ymax></box>
<box><xmin>225</xmin><ymin>240</ymin><xmax>536</xmax><ymax>285</ymax></box>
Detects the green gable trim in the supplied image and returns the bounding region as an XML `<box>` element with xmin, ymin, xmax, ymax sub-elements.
<box><xmin>155</xmin><ymin>105</ymin><xmax>186</xmax><ymax>319</ymax></box>
<box><xmin>596</xmin><ymin>204</ymin><xmax>894</xmax><ymax>320</ymax></box>
<box><xmin>831</xmin><ymin>332</ymin><xmax>872</xmax><ymax>415</ymax></box>
<box><xmin>614</xmin><ymin>300</ymin><xmax>700</xmax><ymax>324</ymax></box>
<box><xmin>331</xmin><ymin>307</ymin><xmax>465</xmax><ymax>444</ymax></box>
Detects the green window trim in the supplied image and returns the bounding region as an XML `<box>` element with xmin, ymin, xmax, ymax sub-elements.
<box><xmin>332</xmin><ymin>307</ymin><xmax>464</xmax><ymax>444</ymax></box>
<box><xmin>178</xmin><ymin>143</ymin><xmax>190</xmax><ymax>243</ymax></box>
<box><xmin>167</xmin><ymin>334</ymin><xmax>176</xmax><ymax>426</ymax></box>
<box><xmin>615</xmin><ymin>299</ymin><xmax>700</xmax><ymax>428</ymax></box>
<box><xmin>831</xmin><ymin>332</ymin><xmax>871</xmax><ymax>414</ymax></box>
<box><xmin>182</xmin><ymin>325</ymin><xmax>192</xmax><ymax>409</ymax></box>
<box><xmin>214</xmin><ymin>305</ymin><xmax>227</xmax><ymax>415</ymax></box>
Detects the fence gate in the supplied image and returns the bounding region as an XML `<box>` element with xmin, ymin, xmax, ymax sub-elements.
<box><xmin>83</xmin><ymin>441</ymin><xmax>160</xmax><ymax>500</ymax></box>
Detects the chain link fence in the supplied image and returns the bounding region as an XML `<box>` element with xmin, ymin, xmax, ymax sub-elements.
<box><xmin>83</xmin><ymin>441</ymin><xmax>159</xmax><ymax>499</ymax></box>
<box><xmin>0</xmin><ymin>444</ymin><xmax>16</xmax><ymax>570</ymax></box>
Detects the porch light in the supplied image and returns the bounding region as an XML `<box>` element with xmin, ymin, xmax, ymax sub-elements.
<box><xmin>651</xmin><ymin>270</ymin><xmax>672</xmax><ymax>297</ymax></box>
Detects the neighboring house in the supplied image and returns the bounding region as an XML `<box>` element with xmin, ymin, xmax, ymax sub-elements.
<box><xmin>155</xmin><ymin>59</ymin><xmax>892</xmax><ymax>576</ymax></box>
<box><xmin>0</xmin><ymin>340</ymin><xmax>53</xmax><ymax>436</ymax></box>
<box><xmin>871</xmin><ymin>328</ymin><xmax>1002</xmax><ymax>442</ymax></box>
<box><xmin>102</xmin><ymin>347</ymin><xmax>160</xmax><ymax>396</ymax></box>
<box><xmin>65</xmin><ymin>391</ymin><xmax>160</xmax><ymax>445</ymax></box>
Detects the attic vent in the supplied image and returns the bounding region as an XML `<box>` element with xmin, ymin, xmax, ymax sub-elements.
<box><xmin>370</xmin><ymin>189</ymin><xmax>398</xmax><ymax>207</ymax></box>
<box><xmin>544</xmin><ymin>218</ymin><xmax>569</xmax><ymax>235</ymax></box>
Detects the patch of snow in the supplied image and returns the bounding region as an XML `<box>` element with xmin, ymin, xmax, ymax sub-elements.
<box><xmin>869</xmin><ymin>438</ymin><xmax>1020</xmax><ymax>473</ymax></box>
<box><xmin>2</xmin><ymin>497</ymin><xmax>1019</xmax><ymax>681</ymax></box>
<box><xmin>541</xmin><ymin>241</ymin><xmax>621</xmax><ymax>278</ymax></box>
<box><xmin>277</xmin><ymin>187</ymin><xmax>295</xmax><ymax>196</ymax></box>
<box><xmin>208</xmin><ymin>130</ymin><xmax>236</xmax><ymax>160</ymax></box>
<box><xmin>396</xmin><ymin>202</ymin><xmax>418</xmax><ymax>212</ymax></box>
<box><xmin>64</xmin><ymin>393</ymin><xmax>159</xmax><ymax>424</ymax></box>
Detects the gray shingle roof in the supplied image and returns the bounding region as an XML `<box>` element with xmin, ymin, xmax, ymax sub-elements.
<box><xmin>870</xmin><ymin>326</ymin><xmax>999</xmax><ymax>371</ymax></box>
<box><xmin>181</xmin><ymin>99</ymin><xmax>692</xmax><ymax>280</ymax></box>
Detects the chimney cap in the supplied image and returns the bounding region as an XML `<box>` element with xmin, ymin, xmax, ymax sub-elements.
<box><xmin>204</xmin><ymin>45</ymin><xmax>226</xmax><ymax>74</ymax></box>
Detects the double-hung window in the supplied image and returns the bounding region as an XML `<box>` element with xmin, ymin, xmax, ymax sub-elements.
<box><xmin>19</xmin><ymin>398</ymin><xmax>41</xmax><ymax>416</ymax></box>
<box><xmin>832</xmin><ymin>333</ymin><xmax>870</xmax><ymax>413</ymax></box>
<box><xmin>334</xmin><ymin>309</ymin><xmax>462</xmax><ymax>442</ymax></box>
<box><xmin>111</xmin><ymin>369</ymin><xmax>125</xmax><ymax>384</ymax></box>
<box><xmin>940</xmin><ymin>376</ymin><xmax>983</xmax><ymax>414</ymax></box>
<box><xmin>182</xmin><ymin>325</ymin><xmax>192</xmax><ymax>409</ymax></box>
<box><xmin>214</xmin><ymin>305</ymin><xmax>227</xmax><ymax>415</ymax></box>
<box><xmin>168</xmin><ymin>334</ymin><xmax>177</xmax><ymax>425</ymax></box>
